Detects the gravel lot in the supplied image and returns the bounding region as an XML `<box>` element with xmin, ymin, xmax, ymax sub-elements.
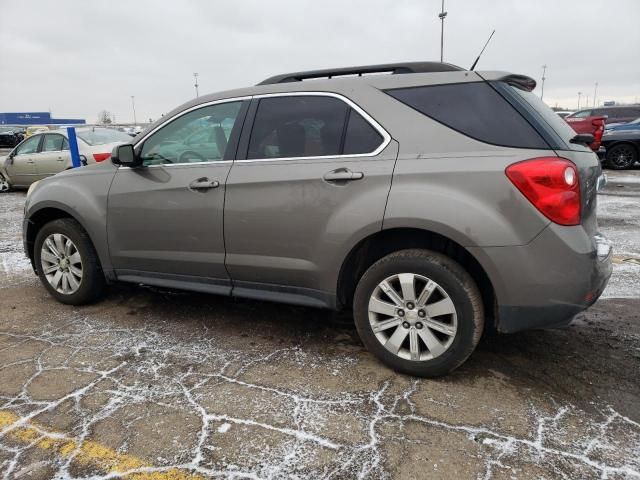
<box><xmin>0</xmin><ymin>169</ymin><xmax>639</xmax><ymax>479</ymax></box>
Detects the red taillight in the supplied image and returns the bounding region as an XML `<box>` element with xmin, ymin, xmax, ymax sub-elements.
<box><xmin>93</xmin><ymin>153</ymin><xmax>111</xmax><ymax>162</ymax></box>
<box><xmin>590</xmin><ymin>118</ymin><xmax>605</xmax><ymax>151</ymax></box>
<box><xmin>505</xmin><ymin>157</ymin><xmax>581</xmax><ymax>226</ymax></box>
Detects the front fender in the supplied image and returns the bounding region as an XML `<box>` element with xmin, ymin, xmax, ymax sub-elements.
<box><xmin>25</xmin><ymin>164</ymin><xmax>117</xmax><ymax>277</ymax></box>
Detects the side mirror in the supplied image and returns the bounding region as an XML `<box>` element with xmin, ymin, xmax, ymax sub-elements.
<box><xmin>111</xmin><ymin>144</ymin><xmax>142</xmax><ymax>168</ymax></box>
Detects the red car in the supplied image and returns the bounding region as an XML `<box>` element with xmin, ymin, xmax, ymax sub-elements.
<box><xmin>564</xmin><ymin>113</ymin><xmax>606</xmax><ymax>152</ymax></box>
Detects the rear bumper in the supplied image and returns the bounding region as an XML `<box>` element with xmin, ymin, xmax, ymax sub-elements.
<box><xmin>470</xmin><ymin>226</ymin><xmax>613</xmax><ymax>333</ymax></box>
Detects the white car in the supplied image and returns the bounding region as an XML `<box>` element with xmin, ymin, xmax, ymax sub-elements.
<box><xmin>0</xmin><ymin>128</ymin><xmax>132</xmax><ymax>191</ymax></box>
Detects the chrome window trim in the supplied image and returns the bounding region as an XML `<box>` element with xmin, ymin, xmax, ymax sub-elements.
<box><xmin>238</xmin><ymin>91</ymin><xmax>391</xmax><ymax>163</ymax></box>
<box><xmin>126</xmin><ymin>96</ymin><xmax>251</xmax><ymax>169</ymax></box>
<box><xmin>123</xmin><ymin>92</ymin><xmax>390</xmax><ymax>169</ymax></box>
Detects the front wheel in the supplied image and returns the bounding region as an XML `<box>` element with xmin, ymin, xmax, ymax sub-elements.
<box><xmin>353</xmin><ymin>249</ymin><xmax>484</xmax><ymax>377</ymax></box>
<box><xmin>605</xmin><ymin>143</ymin><xmax>638</xmax><ymax>170</ymax></box>
<box><xmin>34</xmin><ymin>218</ymin><xmax>106</xmax><ymax>305</ymax></box>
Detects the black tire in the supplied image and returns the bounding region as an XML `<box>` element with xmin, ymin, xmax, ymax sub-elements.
<box><xmin>353</xmin><ymin>249</ymin><xmax>484</xmax><ymax>377</ymax></box>
<box><xmin>34</xmin><ymin>218</ymin><xmax>106</xmax><ymax>305</ymax></box>
<box><xmin>605</xmin><ymin>143</ymin><xmax>638</xmax><ymax>170</ymax></box>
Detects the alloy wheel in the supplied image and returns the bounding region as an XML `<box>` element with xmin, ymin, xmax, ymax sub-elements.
<box><xmin>40</xmin><ymin>233</ymin><xmax>83</xmax><ymax>295</ymax></box>
<box><xmin>609</xmin><ymin>145</ymin><xmax>636</xmax><ymax>168</ymax></box>
<box><xmin>368</xmin><ymin>273</ymin><xmax>457</xmax><ymax>361</ymax></box>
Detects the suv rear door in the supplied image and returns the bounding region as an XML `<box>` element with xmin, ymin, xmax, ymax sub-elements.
<box><xmin>35</xmin><ymin>133</ymin><xmax>71</xmax><ymax>179</ymax></box>
<box><xmin>223</xmin><ymin>93</ymin><xmax>397</xmax><ymax>306</ymax></box>
<box><xmin>107</xmin><ymin>99</ymin><xmax>249</xmax><ymax>292</ymax></box>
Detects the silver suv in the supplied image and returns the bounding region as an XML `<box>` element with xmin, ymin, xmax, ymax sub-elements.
<box><xmin>22</xmin><ymin>62</ymin><xmax>612</xmax><ymax>377</ymax></box>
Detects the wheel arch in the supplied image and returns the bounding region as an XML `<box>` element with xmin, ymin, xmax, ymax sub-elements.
<box><xmin>25</xmin><ymin>204</ymin><xmax>110</xmax><ymax>279</ymax></box>
<box><xmin>336</xmin><ymin>227</ymin><xmax>497</xmax><ymax>328</ymax></box>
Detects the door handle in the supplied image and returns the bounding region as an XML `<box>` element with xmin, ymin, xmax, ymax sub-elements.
<box><xmin>323</xmin><ymin>168</ymin><xmax>364</xmax><ymax>182</ymax></box>
<box><xmin>188</xmin><ymin>177</ymin><xmax>220</xmax><ymax>191</ymax></box>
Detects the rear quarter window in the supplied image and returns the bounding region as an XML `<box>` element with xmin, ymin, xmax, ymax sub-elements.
<box><xmin>386</xmin><ymin>82</ymin><xmax>548</xmax><ymax>149</ymax></box>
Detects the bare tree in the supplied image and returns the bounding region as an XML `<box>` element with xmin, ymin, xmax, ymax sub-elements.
<box><xmin>97</xmin><ymin>110</ymin><xmax>113</xmax><ymax>125</ymax></box>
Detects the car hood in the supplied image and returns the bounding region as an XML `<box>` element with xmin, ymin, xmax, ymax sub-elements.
<box><xmin>55</xmin><ymin>158</ymin><xmax>118</xmax><ymax>179</ymax></box>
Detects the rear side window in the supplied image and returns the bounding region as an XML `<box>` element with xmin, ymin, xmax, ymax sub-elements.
<box><xmin>248</xmin><ymin>96</ymin><xmax>348</xmax><ymax>159</ymax></box>
<box><xmin>386</xmin><ymin>82</ymin><xmax>548</xmax><ymax>149</ymax></box>
<box><xmin>343</xmin><ymin>110</ymin><xmax>383</xmax><ymax>155</ymax></box>
<box><xmin>619</xmin><ymin>107</ymin><xmax>640</xmax><ymax>117</ymax></box>
<box><xmin>41</xmin><ymin>134</ymin><xmax>64</xmax><ymax>152</ymax></box>
<box><xmin>247</xmin><ymin>95</ymin><xmax>385</xmax><ymax>159</ymax></box>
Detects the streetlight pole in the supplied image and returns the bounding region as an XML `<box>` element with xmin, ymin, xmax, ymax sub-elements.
<box><xmin>593</xmin><ymin>82</ymin><xmax>598</xmax><ymax>107</ymax></box>
<box><xmin>540</xmin><ymin>65</ymin><xmax>547</xmax><ymax>101</ymax></box>
<box><xmin>130</xmin><ymin>96</ymin><xmax>137</xmax><ymax>126</ymax></box>
<box><xmin>193</xmin><ymin>73</ymin><xmax>199</xmax><ymax>98</ymax></box>
<box><xmin>438</xmin><ymin>0</ymin><xmax>447</xmax><ymax>62</ymax></box>
<box><xmin>577</xmin><ymin>92</ymin><xmax>582</xmax><ymax>110</ymax></box>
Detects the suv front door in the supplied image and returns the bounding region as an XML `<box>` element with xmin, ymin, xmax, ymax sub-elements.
<box><xmin>224</xmin><ymin>93</ymin><xmax>397</xmax><ymax>306</ymax></box>
<box><xmin>107</xmin><ymin>99</ymin><xmax>249</xmax><ymax>293</ymax></box>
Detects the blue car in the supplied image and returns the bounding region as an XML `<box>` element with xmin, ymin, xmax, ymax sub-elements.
<box><xmin>605</xmin><ymin>117</ymin><xmax>640</xmax><ymax>133</ymax></box>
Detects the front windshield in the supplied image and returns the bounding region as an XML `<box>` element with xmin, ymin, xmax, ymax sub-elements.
<box><xmin>77</xmin><ymin>129</ymin><xmax>132</xmax><ymax>145</ymax></box>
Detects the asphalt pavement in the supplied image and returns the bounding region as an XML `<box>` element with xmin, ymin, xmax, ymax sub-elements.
<box><xmin>0</xmin><ymin>168</ymin><xmax>639</xmax><ymax>479</ymax></box>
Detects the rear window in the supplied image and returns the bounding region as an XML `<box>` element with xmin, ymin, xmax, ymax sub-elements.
<box><xmin>501</xmin><ymin>83</ymin><xmax>581</xmax><ymax>150</ymax></box>
<box><xmin>77</xmin><ymin>129</ymin><xmax>132</xmax><ymax>146</ymax></box>
<box><xmin>386</xmin><ymin>82</ymin><xmax>548</xmax><ymax>149</ymax></box>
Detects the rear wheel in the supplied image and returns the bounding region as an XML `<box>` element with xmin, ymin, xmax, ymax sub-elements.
<box><xmin>606</xmin><ymin>143</ymin><xmax>637</xmax><ymax>170</ymax></box>
<box><xmin>353</xmin><ymin>249</ymin><xmax>484</xmax><ymax>377</ymax></box>
<box><xmin>34</xmin><ymin>218</ymin><xmax>106</xmax><ymax>305</ymax></box>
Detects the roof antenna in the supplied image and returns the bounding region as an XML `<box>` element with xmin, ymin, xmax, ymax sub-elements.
<box><xmin>470</xmin><ymin>29</ymin><xmax>495</xmax><ymax>71</ymax></box>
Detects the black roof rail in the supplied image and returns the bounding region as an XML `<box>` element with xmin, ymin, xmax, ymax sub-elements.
<box><xmin>257</xmin><ymin>62</ymin><xmax>465</xmax><ymax>85</ymax></box>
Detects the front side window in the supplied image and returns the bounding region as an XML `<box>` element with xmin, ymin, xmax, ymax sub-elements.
<box><xmin>15</xmin><ymin>135</ymin><xmax>41</xmax><ymax>155</ymax></box>
<box><xmin>248</xmin><ymin>96</ymin><xmax>349</xmax><ymax>159</ymax></box>
<box><xmin>386</xmin><ymin>83</ymin><xmax>548</xmax><ymax>149</ymax></box>
<box><xmin>141</xmin><ymin>101</ymin><xmax>243</xmax><ymax>165</ymax></box>
<box><xmin>41</xmin><ymin>134</ymin><xmax>64</xmax><ymax>152</ymax></box>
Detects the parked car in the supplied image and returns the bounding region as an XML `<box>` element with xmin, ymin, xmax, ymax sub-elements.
<box><xmin>0</xmin><ymin>128</ymin><xmax>131</xmax><ymax>190</ymax></box>
<box><xmin>25</xmin><ymin>126</ymin><xmax>50</xmax><ymax>137</ymax></box>
<box><xmin>566</xmin><ymin>106</ymin><xmax>640</xmax><ymax>125</ymax></box>
<box><xmin>0</xmin><ymin>126</ymin><xmax>25</xmax><ymax>148</ymax></box>
<box><xmin>22</xmin><ymin>62</ymin><xmax>611</xmax><ymax>377</ymax></box>
<box><xmin>556</xmin><ymin>111</ymin><xmax>574</xmax><ymax>118</ymax></box>
<box><xmin>604</xmin><ymin>117</ymin><xmax>640</xmax><ymax>133</ymax></box>
<box><xmin>601</xmin><ymin>128</ymin><xmax>640</xmax><ymax>169</ymax></box>
<box><xmin>564</xmin><ymin>112</ymin><xmax>606</xmax><ymax>152</ymax></box>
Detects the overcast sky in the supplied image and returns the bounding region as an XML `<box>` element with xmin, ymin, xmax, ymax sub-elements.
<box><xmin>1</xmin><ymin>0</ymin><xmax>638</xmax><ymax>123</ymax></box>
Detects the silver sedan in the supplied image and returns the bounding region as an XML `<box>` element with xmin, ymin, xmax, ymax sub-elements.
<box><xmin>0</xmin><ymin>128</ymin><xmax>131</xmax><ymax>191</ymax></box>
